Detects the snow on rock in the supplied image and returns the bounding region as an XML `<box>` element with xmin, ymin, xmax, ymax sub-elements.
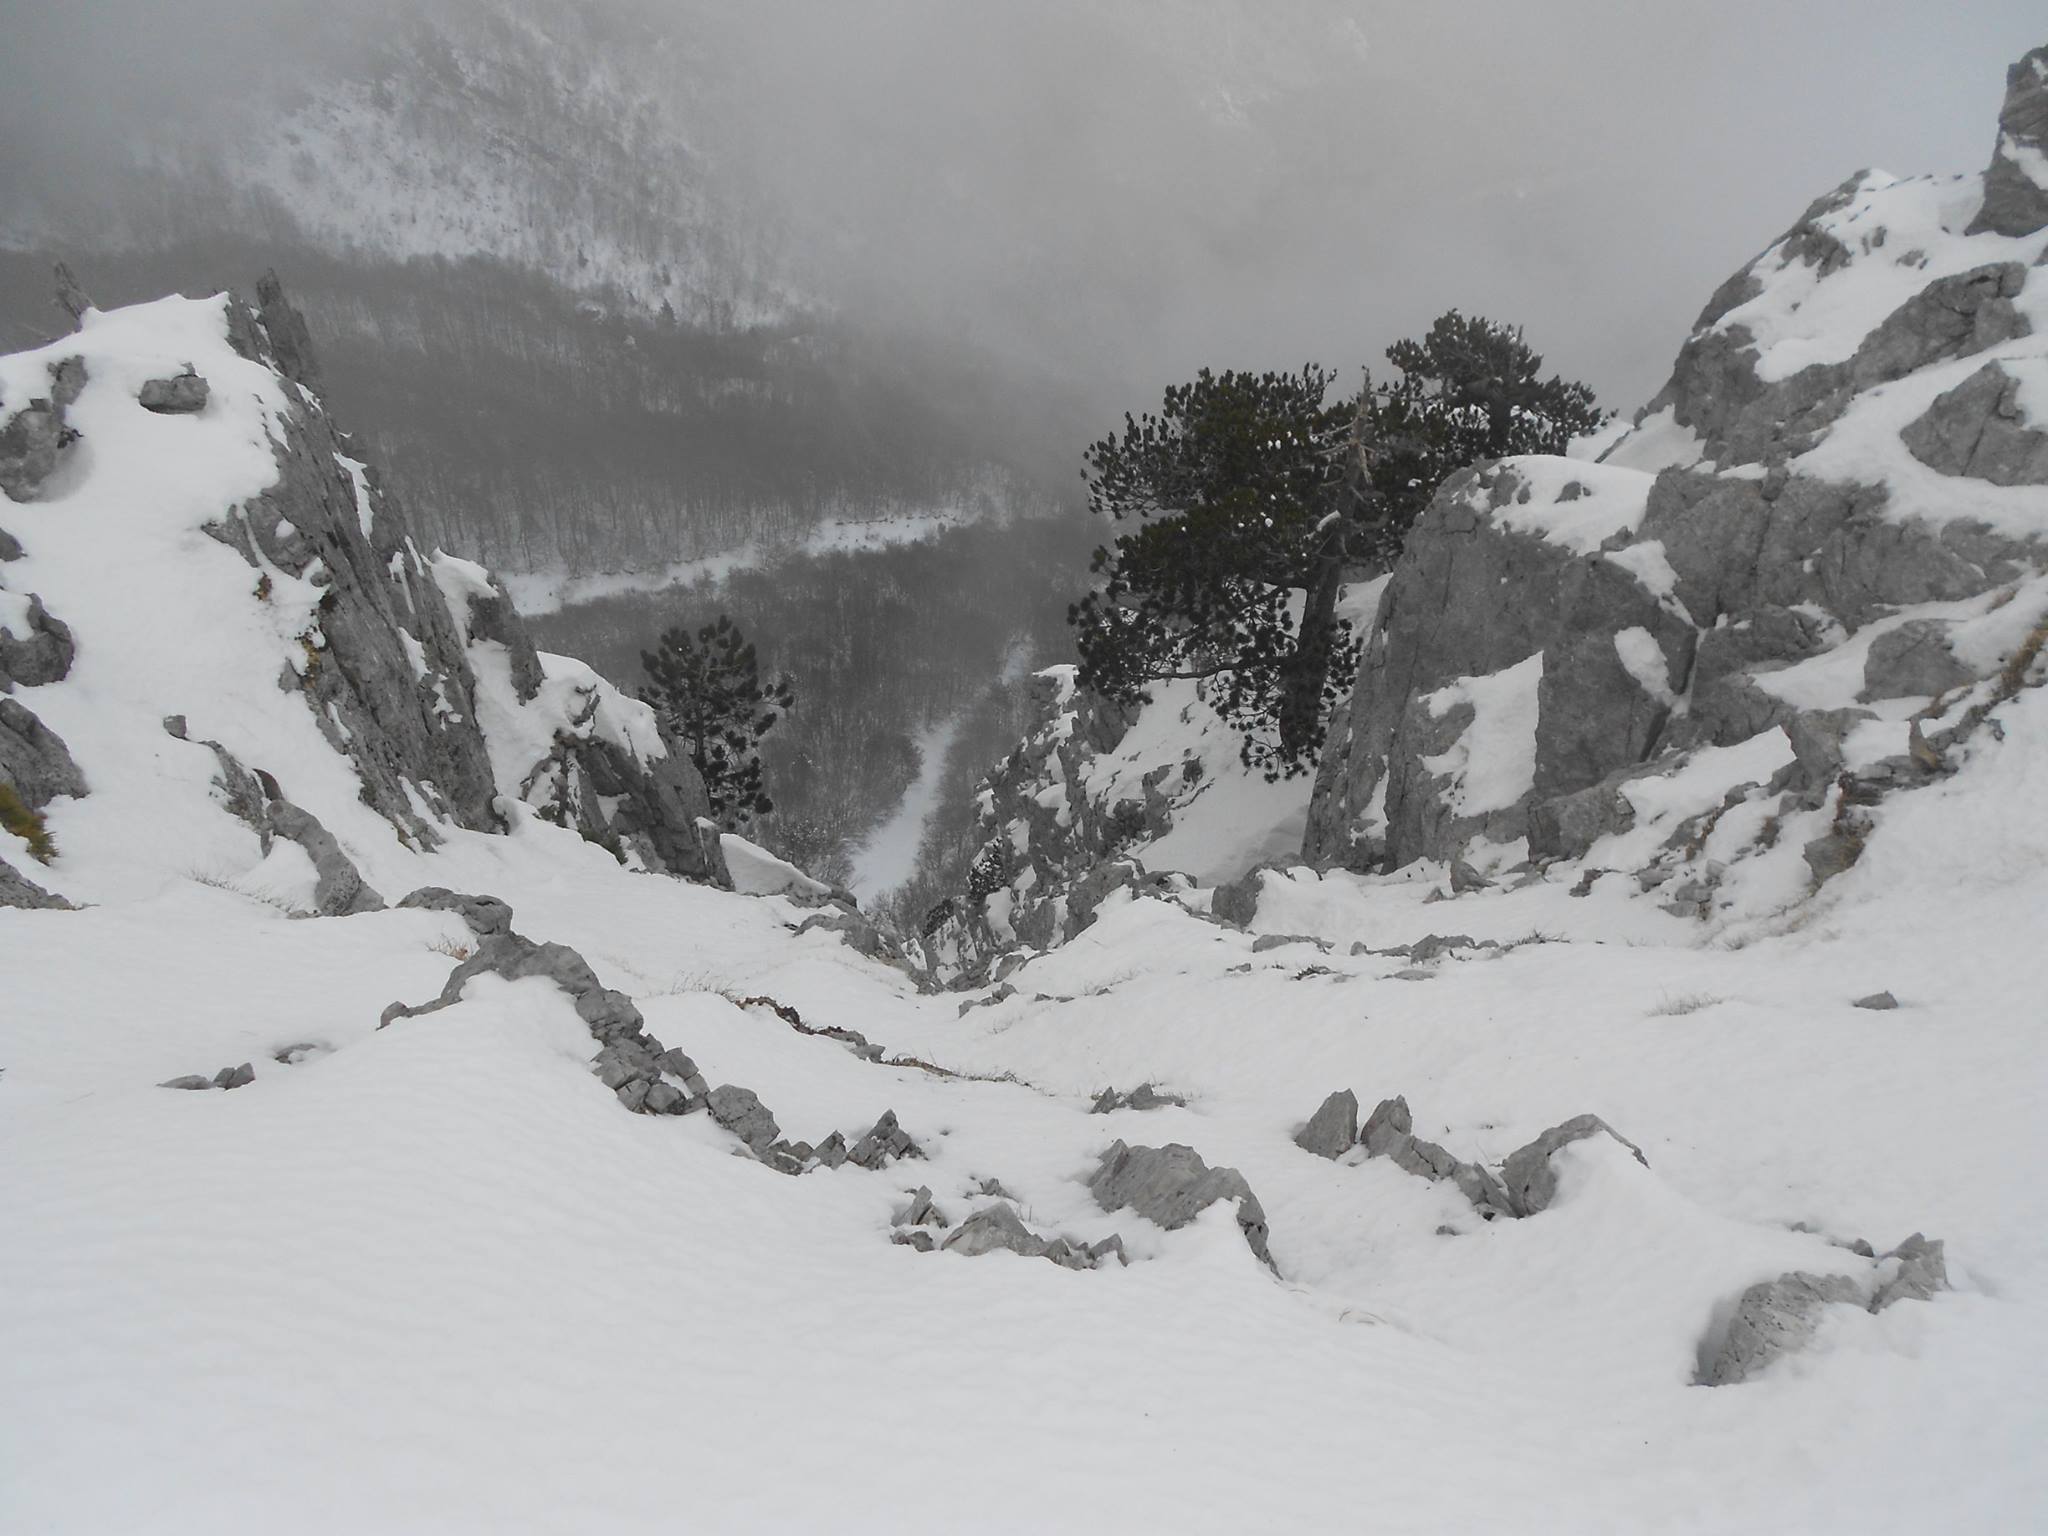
<box><xmin>1309</xmin><ymin>62</ymin><xmax>2048</xmax><ymax>931</ymax></box>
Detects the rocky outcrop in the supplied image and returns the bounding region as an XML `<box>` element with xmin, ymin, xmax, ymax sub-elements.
<box><xmin>0</xmin><ymin>355</ymin><xmax>85</xmax><ymax>503</ymax></box>
<box><xmin>1498</xmin><ymin>1114</ymin><xmax>1649</xmax><ymax>1217</ymax></box>
<box><xmin>0</xmin><ymin>594</ymin><xmax>74</xmax><ymax>690</ymax></box>
<box><xmin>1306</xmin><ymin>57</ymin><xmax>2048</xmax><ymax>902</ymax></box>
<box><xmin>1294</xmin><ymin>1089</ymin><xmax>1358</xmax><ymax>1159</ymax></box>
<box><xmin>1088</xmin><ymin>1141</ymin><xmax>1273</xmax><ymax>1268</ymax></box>
<box><xmin>1360</xmin><ymin>1095</ymin><xmax>1516</xmax><ymax>1220</ymax></box>
<box><xmin>138</xmin><ymin>370</ymin><xmax>209</xmax><ymax>415</ymax></box>
<box><xmin>938</xmin><ymin>1202</ymin><xmax>1120</xmax><ymax>1270</ymax></box>
<box><xmin>380</xmin><ymin>895</ymin><xmax>716</xmax><ymax>1121</ymax></box>
<box><xmin>1700</xmin><ymin>1233</ymin><xmax>1949</xmax><ymax>1385</ymax></box>
<box><xmin>1967</xmin><ymin>46</ymin><xmax>2048</xmax><ymax>238</ymax></box>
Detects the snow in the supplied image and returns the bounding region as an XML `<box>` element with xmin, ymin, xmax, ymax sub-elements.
<box><xmin>1419</xmin><ymin>653</ymin><xmax>1544</xmax><ymax>816</ymax></box>
<box><xmin>5</xmin><ymin>298</ymin><xmax>2048</xmax><ymax>1533</ymax></box>
<box><xmin>1485</xmin><ymin>456</ymin><xmax>1654</xmax><ymax>554</ymax></box>
<box><xmin>722</xmin><ymin>830</ymin><xmax>834</xmax><ymax>899</ymax></box>
<box><xmin>1615</xmin><ymin>625</ymin><xmax>1677</xmax><ymax>704</ymax></box>
<box><xmin>850</xmin><ymin>713</ymin><xmax>964</xmax><ymax>901</ymax></box>
<box><xmin>1715</xmin><ymin>172</ymin><xmax>2048</xmax><ymax>385</ymax></box>
<box><xmin>1600</xmin><ymin>404</ymin><xmax>1707</xmax><ymax>474</ymax></box>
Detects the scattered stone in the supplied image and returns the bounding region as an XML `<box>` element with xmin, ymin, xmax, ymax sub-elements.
<box><xmin>272</xmin><ymin>1042</ymin><xmax>326</xmax><ymax>1064</ymax></box>
<box><xmin>138</xmin><ymin>369</ymin><xmax>209</xmax><ymax>414</ymax></box>
<box><xmin>1087</xmin><ymin>1235</ymin><xmax>1128</xmax><ymax>1267</ymax></box>
<box><xmin>1294</xmin><ymin>1089</ymin><xmax>1359</xmax><ymax>1159</ymax></box>
<box><xmin>1091</xmin><ymin>1083</ymin><xmax>1187</xmax><ymax>1114</ymax></box>
<box><xmin>1853</xmin><ymin>991</ymin><xmax>1900</xmax><ymax>1011</ymax></box>
<box><xmin>1873</xmin><ymin>1233</ymin><xmax>1948</xmax><ymax>1310</ymax></box>
<box><xmin>1500</xmin><ymin>1114</ymin><xmax>1649</xmax><ymax>1217</ymax></box>
<box><xmin>1392</xmin><ymin>968</ymin><xmax>1436</xmax><ymax>981</ymax></box>
<box><xmin>0</xmin><ymin>593</ymin><xmax>74</xmax><ymax>690</ymax></box>
<box><xmin>1251</xmin><ymin>933</ymin><xmax>1325</xmax><ymax>954</ymax></box>
<box><xmin>1209</xmin><ymin>867</ymin><xmax>1264</xmax><ymax>927</ymax></box>
<box><xmin>1450</xmin><ymin>856</ymin><xmax>1494</xmax><ymax>894</ymax></box>
<box><xmin>161</xmin><ymin>715</ymin><xmax>188</xmax><ymax>740</ymax></box>
<box><xmin>0</xmin><ymin>391</ymin><xmax>71</xmax><ymax>502</ymax></box>
<box><xmin>1087</xmin><ymin>1141</ymin><xmax>1272</xmax><ymax>1268</ymax></box>
<box><xmin>941</xmin><ymin>1203</ymin><xmax>1049</xmax><ymax>1259</ymax></box>
<box><xmin>812</xmin><ymin>1131</ymin><xmax>849</xmax><ymax>1169</ymax></box>
<box><xmin>891</xmin><ymin>1229</ymin><xmax>936</xmax><ymax>1252</ymax></box>
<box><xmin>892</xmin><ymin>1186</ymin><xmax>948</xmax><ymax>1229</ymax></box>
<box><xmin>847</xmin><ymin>1110</ymin><xmax>920</xmax><ymax>1168</ymax></box>
<box><xmin>976</xmin><ymin>1177</ymin><xmax>1013</xmax><ymax>1199</ymax></box>
<box><xmin>212</xmin><ymin>1062</ymin><xmax>255</xmax><ymax>1090</ymax></box>
<box><xmin>158</xmin><ymin>1074</ymin><xmax>216</xmax><ymax>1091</ymax></box>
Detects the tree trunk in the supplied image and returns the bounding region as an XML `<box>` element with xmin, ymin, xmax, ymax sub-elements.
<box><xmin>1277</xmin><ymin>547</ymin><xmax>1348</xmax><ymax>766</ymax></box>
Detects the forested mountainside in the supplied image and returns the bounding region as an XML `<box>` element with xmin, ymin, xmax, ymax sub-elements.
<box><xmin>0</xmin><ymin>0</ymin><xmax>1089</xmax><ymax>585</ymax></box>
<box><xmin>528</xmin><ymin>516</ymin><xmax>1097</xmax><ymax>890</ymax></box>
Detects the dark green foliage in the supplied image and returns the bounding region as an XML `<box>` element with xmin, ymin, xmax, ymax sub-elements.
<box><xmin>1070</xmin><ymin>314</ymin><xmax>1604</xmax><ymax>778</ymax></box>
<box><xmin>1069</xmin><ymin>364</ymin><xmax>1359</xmax><ymax>779</ymax></box>
<box><xmin>639</xmin><ymin>616</ymin><xmax>795</xmax><ymax>825</ymax></box>
<box><xmin>1352</xmin><ymin>311</ymin><xmax>1607</xmax><ymax>567</ymax></box>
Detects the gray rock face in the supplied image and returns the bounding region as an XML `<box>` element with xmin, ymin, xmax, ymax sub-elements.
<box><xmin>1873</xmin><ymin>1233</ymin><xmax>1948</xmax><ymax>1309</ymax></box>
<box><xmin>1303</xmin><ymin>61</ymin><xmax>2048</xmax><ymax>885</ymax></box>
<box><xmin>847</xmin><ymin>1110</ymin><xmax>920</xmax><ymax>1169</ymax></box>
<box><xmin>1294</xmin><ymin>1089</ymin><xmax>1359</xmax><ymax>1159</ymax></box>
<box><xmin>137</xmin><ymin>370</ymin><xmax>209</xmax><ymax>414</ymax></box>
<box><xmin>0</xmin><ymin>695</ymin><xmax>87</xmax><ymax>810</ymax></box>
<box><xmin>1968</xmin><ymin>46</ymin><xmax>2048</xmax><ymax>237</ymax></box>
<box><xmin>397</xmin><ymin>886</ymin><xmax>514</xmax><ymax>939</ymax></box>
<box><xmin>1902</xmin><ymin>362</ymin><xmax>2048</xmax><ymax>486</ymax></box>
<box><xmin>380</xmin><ymin>918</ymin><xmax>722</xmax><ymax>1120</ymax></box>
<box><xmin>0</xmin><ymin>358</ymin><xmax>83</xmax><ymax>502</ymax></box>
<box><xmin>941</xmin><ymin>1203</ymin><xmax>1049</xmax><ymax>1259</ymax></box>
<box><xmin>0</xmin><ymin>593</ymin><xmax>74</xmax><ymax>690</ymax></box>
<box><xmin>264</xmin><ymin>798</ymin><xmax>385</xmax><ymax>915</ymax></box>
<box><xmin>1088</xmin><ymin>1141</ymin><xmax>1273</xmax><ymax>1268</ymax></box>
<box><xmin>1701</xmin><ymin>1233</ymin><xmax>1948</xmax><ymax>1386</ymax></box>
<box><xmin>0</xmin><ymin>854</ymin><xmax>66</xmax><ymax>909</ymax></box>
<box><xmin>1357</xmin><ymin>1094</ymin><xmax>1514</xmax><ymax>1218</ymax></box>
<box><xmin>1500</xmin><ymin>1115</ymin><xmax>1649</xmax><ymax>1217</ymax></box>
<box><xmin>892</xmin><ymin>1187</ymin><xmax>948</xmax><ymax>1229</ymax></box>
<box><xmin>1701</xmin><ymin>1271</ymin><xmax>1869</xmax><ymax>1386</ymax></box>
<box><xmin>707</xmin><ymin>1085</ymin><xmax>780</xmax><ymax>1152</ymax></box>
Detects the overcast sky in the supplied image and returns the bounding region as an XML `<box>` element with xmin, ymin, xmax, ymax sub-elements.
<box><xmin>4</xmin><ymin>1</ymin><xmax>2042</xmax><ymax>418</ymax></box>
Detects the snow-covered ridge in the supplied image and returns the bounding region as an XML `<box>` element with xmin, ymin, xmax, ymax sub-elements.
<box><xmin>0</xmin><ymin>280</ymin><xmax>723</xmax><ymax>910</ymax></box>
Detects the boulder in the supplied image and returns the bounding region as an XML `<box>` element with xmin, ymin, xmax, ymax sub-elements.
<box><xmin>1852</xmin><ymin>991</ymin><xmax>1901</xmax><ymax>1011</ymax></box>
<box><xmin>397</xmin><ymin>886</ymin><xmax>515</xmax><ymax>939</ymax></box>
<box><xmin>137</xmin><ymin>370</ymin><xmax>209</xmax><ymax>414</ymax></box>
<box><xmin>212</xmin><ymin>1062</ymin><xmax>255</xmax><ymax>1090</ymax></box>
<box><xmin>1294</xmin><ymin>1089</ymin><xmax>1359</xmax><ymax>1159</ymax></box>
<box><xmin>1500</xmin><ymin>1114</ymin><xmax>1649</xmax><ymax>1217</ymax></box>
<box><xmin>941</xmin><ymin>1203</ymin><xmax>1050</xmax><ymax>1260</ymax></box>
<box><xmin>1091</xmin><ymin>1084</ymin><xmax>1187</xmax><ymax>1114</ymax></box>
<box><xmin>847</xmin><ymin>1110</ymin><xmax>920</xmax><ymax>1168</ymax></box>
<box><xmin>0</xmin><ymin>594</ymin><xmax>74</xmax><ymax>690</ymax></box>
<box><xmin>1873</xmin><ymin>1233</ymin><xmax>1948</xmax><ymax>1309</ymax></box>
<box><xmin>1901</xmin><ymin>362</ymin><xmax>2048</xmax><ymax>486</ymax></box>
<box><xmin>1700</xmin><ymin>1271</ymin><xmax>1869</xmax><ymax>1386</ymax></box>
<box><xmin>706</xmin><ymin>1086</ymin><xmax>780</xmax><ymax>1152</ymax></box>
<box><xmin>264</xmin><ymin>797</ymin><xmax>384</xmax><ymax>915</ymax></box>
<box><xmin>0</xmin><ymin>696</ymin><xmax>87</xmax><ymax>809</ymax></box>
<box><xmin>892</xmin><ymin>1187</ymin><xmax>948</xmax><ymax>1229</ymax></box>
<box><xmin>1088</xmin><ymin>1141</ymin><xmax>1272</xmax><ymax>1268</ymax></box>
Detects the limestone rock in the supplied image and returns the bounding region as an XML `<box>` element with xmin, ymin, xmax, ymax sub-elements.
<box><xmin>1901</xmin><ymin>361</ymin><xmax>2048</xmax><ymax>486</ymax></box>
<box><xmin>159</xmin><ymin>1075</ymin><xmax>216</xmax><ymax>1091</ymax></box>
<box><xmin>1500</xmin><ymin>1114</ymin><xmax>1649</xmax><ymax>1217</ymax></box>
<box><xmin>1967</xmin><ymin>46</ymin><xmax>2048</xmax><ymax>237</ymax></box>
<box><xmin>1853</xmin><ymin>991</ymin><xmax>1901</xmax><ymax>1011</ymax></box>
<box><xmin>264</xmin><ymin>798</ymin><xmax>384</xmax><ymax>915</ymax></box>
<box><xmin>941</xmin><ymin>1203</ymin><xmax>1049</xmax><ymax>1260</ymax></box>
<box><xmin>1701</xmin><ymin>1271</ymin><xmax>1869</xmax><ymax>1385</ymax></box>
<box><xmin>1873</xmin><ymin>1233</ymin><xmax>1948</xmax><ymax>1309</ymax></box>
<box><xmin>212</xmin><ymin>1062</ymin><xmax>255</xmax><ymax>1090</ymax></box>
<box><xmin>1294</xmin><ymin>1089</ymin><xmax>1359</xmax><ymax>1159</ymax></box>
<box><xmin>0</xmin><ymin>854</ymin><xmax>66</xmax><ymax>909</ymax></box>
<box><xmin>1091</xmin><ymin>1084</ymin><xmax>1187</xmax><ymax>1114</ymax></box>
<box><xmin>0</xmin><ymin>594</ymin><xmax>74</xmax><ymax>690</ymax></box>
<box><xmin>891</xmin><ymin>1187</ymin><xmax>948</xmax><ymax>1230</ymax></box>
<box><xmin>397</xmin><ymin>886</ymin><xmax>514</xmax><ymax>939</ymax></box>
<box><xmin>0</xmin><ymin>696</ymin><xmax>87</xmax><ymax>809</ymax></box>
<box><xmin>137</xmin><ymin>370</ymin><xmax>209</xmax><ymax>414</ymax></box>
<box><xmin>847</xmin><ymin>1110</ymin><xmax>920</xmax><ymax>1169</ymax></box>
<box><xmin>706</xmin><ymin>1086</ymin><xmax>780</xmax><ymax>1151</ymax></box>
<box><xmin>1088</xmin><ymin>1141</ymin><xmax>1272</xmax><ymax>1268</ymax></box>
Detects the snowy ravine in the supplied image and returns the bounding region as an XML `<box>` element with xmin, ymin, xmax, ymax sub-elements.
<box><xmin>0</xmin><ymin>288</ymin><xmax>2042</xmax><ymax>1536</ymax></box>
<box><xmin>6</xmin><ymin>56</ymin><xmax>2048</xmax><ymax>1531</ymax></box>
<box><xmin>848</xmin><ymin>713</ymin><xmax>965</xmax><ymax>903</ymax></box>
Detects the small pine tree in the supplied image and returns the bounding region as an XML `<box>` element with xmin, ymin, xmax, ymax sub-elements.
<box><xmin>639</xmin><ymin>615</ymin><xmax>795</xmax><ymax>826</ymax></box>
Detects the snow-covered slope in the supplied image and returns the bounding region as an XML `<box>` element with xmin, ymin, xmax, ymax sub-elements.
<box><xmin>5</xmin><ymin>49</ymin><xmax>2048</xmax><ymax>1536</ymax></box>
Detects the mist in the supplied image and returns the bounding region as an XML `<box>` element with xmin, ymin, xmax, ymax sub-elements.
<box><xmin>4</xmin><ymin>0</ymin><xmax>2042</xmax><ymax>419</ymax></box>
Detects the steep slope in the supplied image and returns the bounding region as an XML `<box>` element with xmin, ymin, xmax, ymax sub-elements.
<box><xmin>1306</xmin><ymin>49</ymin><xmax>2048</xmax><ymax>924</ymax></box>
<box><xmin>1</xmin><ymin>273</ymin><xmax>2045</xmax><ymax>1532</ymax></box>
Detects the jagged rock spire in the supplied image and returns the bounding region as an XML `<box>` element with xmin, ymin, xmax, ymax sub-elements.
<box><xmin>1968</xmin><ymin>44</ymin><xmax>2048</xmax><ymax>237</ymax></box>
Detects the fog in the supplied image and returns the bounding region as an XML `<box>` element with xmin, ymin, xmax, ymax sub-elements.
<box><xmin>4</xmin><ymin>0</ymin><xmax>2042</xmax><ymax>414</ymax></box>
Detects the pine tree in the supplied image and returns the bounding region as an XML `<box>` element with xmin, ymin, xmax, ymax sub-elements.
<box><xmin>639</xmin><ymin>616</ymin><xmax>795</xmax><ymax>825</ymax></box>
<box><xmin>1070</xmin><ymin>315</ymin><xmax>1605</xmax><ymax>778</ymax></box>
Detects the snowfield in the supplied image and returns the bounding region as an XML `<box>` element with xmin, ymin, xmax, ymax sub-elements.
<box><xmin>5</xmin><ymin>702</ymin><xmax>2046</xmax><ymax>1531</ymax></box>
